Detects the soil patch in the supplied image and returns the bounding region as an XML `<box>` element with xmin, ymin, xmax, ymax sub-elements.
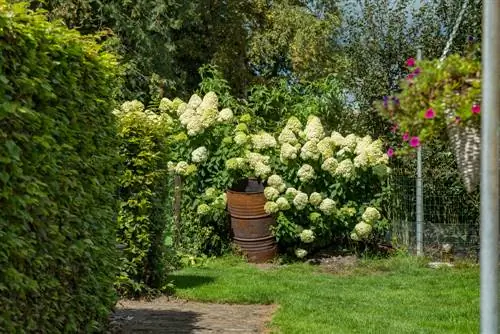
<box><xmin>109</xmin><ymin>297</ymin><xmax>277</xmax><ymax>334</ymax></box>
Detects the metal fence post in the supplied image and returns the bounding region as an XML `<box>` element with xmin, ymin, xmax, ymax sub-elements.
<box><xmin>416</xmin><ymin>48</ymin><xmax>424</xmax><ymax>256</ymax></box>
<box><xmin>480</xmin><ymin>1</ymin><xmax>499</xmax><ymax>333</ymax></box>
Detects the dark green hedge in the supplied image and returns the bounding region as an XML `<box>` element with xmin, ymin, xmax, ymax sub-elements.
<box><xmin>0</xmin><ymin>2</ymin><xmax>120</xmax><ymax>332</ymax></box>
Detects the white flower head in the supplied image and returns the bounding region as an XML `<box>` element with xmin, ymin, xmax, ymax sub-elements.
<box><xmin>297</xmin><ymin>164</ymin><xmax>315</xmax><ymax>183</ymax></box>
<box><xmin>309</xmin><ymin>192</ymin><xmax>323</xmax><ymax>207</ymax></box>
<box><xmin>251</xmin><ymin>132</ymin><xmax>277</xmax><ymax>151</ymax></box>
<box><xmin>353</xmin><ymin>153</ymin><xmax>369</xmax><ymax>169</ymax></box>
<box><xmin>319</xmin><ymin>198</ymin><xmax>336</xmax><ymax>215</ymax></box>
<box><xmin>280</xmin><ymin>143</ymin><xmax>298</xmax><ymax>162</ymax></box>
<box><xmin>191</xmin><ymin>146</ymin><xmax>208</xmax><ymax>163</ymax></box>
<box><xmin>335</xmin><ymin>159</ymin><xmax>355</xmax><ymax>178</ymax></box>
<box><xmin>264</xmin><ymin>201</ymin><xmax>279</xmax><ymax>214</ymax></box>
<box><xmin>278</xmin><ymin>128</ymin><xmax>298</xmax><ymax>145</ymax></box>
<box><xmin>355</xmin><ymin>221</ymin><xmax>373</xmax><ymax>239</ymax></box>
<box><xmin>234</xmin><ymin>132</ymin><xmax>249</xmax><ymax>145</ymax></box>
<box><xmin>268</xmin><ymin>175</ymin><xmax>284</xmax><ymax>187</ymax></box>
<box><xmin>121</xmin><ymin>100</ymin><xmax>145</xmax><ymax>113</ymax></box>
<box><xmin>197</xmin><ymin>203</ymin><xmax>211</xmax><ymax>216</ymax></box>
<box><xmin>176</xmin><ymin>102</ymin><xmax>189</xmax><ymax>117</ymax></box>
<box><xmin>159</xmin><ymin>98</ymin><xmax>174</xmax><ymax>113</ymax></box>
<box><xmin>235</xmin><ymin>123</ymin><xmax>249</xmax><ymax>133</ymax></box>
<box><xmin>186</xmin><ymin>117</ymin><xmax>204</xmax><ymax>136</ymax></box>
<box><xmin>285</xmin><ymin>187</ymin><xmax>298</xmax><ymax>200</ymax></box>
<box><xmin>300</xmin><ymin>139</ymin><xmax>321</xmax><ymax>161</ymax></box>
<box><xmin>350</xmin><ymin>231</ymin><xmax>361</xmax><ymax>242</ymax></box>
<box><xmin>205</xmin><ymin>187</ymin><xmax>217</xmax><ymax>198</ymax></box>
<box><xmin>304</xmin><ymin>116</ymin><xmax>325</xmax><ymax>140</ymax></box>
<box><xmin>295</xmin><ymin>248</ymin><xmax>308</xmax><ymax>259</ymax></box>
<box><xmin>362</xmin><ymin>207</ymin><xmax>381</xmax><ymax>224</ymax></box>
<box><xmin>321</xmin><ymin>157</ymin><xmax>339</xmax><ymax>174</ymax></box>
<box><xmin>200</xmin><ymin>107</ymin><xmax>218</xmax><ymax>128</ymax></box>
<box><xmin>299</xmin><ymin>229</ymin><xmax>315</xmax><ymax>243</ymax></box>
<box><xmin>331</xmin><ymin>131</ymin><xmax>345</xmax><ymax>147</ymax></box>
<box><xmin>188</xmin><ymin>94</ymin><xmax>203</xmax><ymax>109</ymax></box>
<box><xmin>276</xmin><ymin>197</ymin><xmax>291</xmax><ymax>210</ymax></box>
<box><xmin>174</xmin><ymin>161</ymin><xmax>189</xmax><ymax>175</ymax></box>
<box><xmin>197</xmin><ymin>92</ymin><xmax>218</xmax><ymax>112</ymax></box>
<box><xmin>293</xmin><ymin>192</ymin><xmax>309</xmax><ymax>210</ymax></box>
<box><xmin>285</xmin><ymin>117</ymin><xmax>303</xmax><ymax>134</ymax></box>
<box><xmin>253</xmin><ymin>162</ymin><xmax>271</xmax><ymax>179</ymax></box>
<box><xmin>264</xmin><ymin>186</ymin><xmax>280</xmax><ymax>201</ymax></box>
<box><xmin>354</xmin><ymin>135</ymin><xmax>373</xmax><ymax>155</ymax></box>
<box><xmin>217</xmin><ymin>108</ymin><xmax>233</xmax><ymax>123</ymax></box>
<box><xmin>343</xmin><ymin>134</ymin><xmax>358</xmax><ymax>150</ymax></box>
<box><xmin>226</xmin><ymin>157</ymin><xmax>247</xmax><ymax>170</ymax></box>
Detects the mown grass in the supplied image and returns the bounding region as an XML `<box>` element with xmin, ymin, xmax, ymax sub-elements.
<box><xmin>170</xmin><ymin>255</ymin><xmax>479</xmax><ymax>333</ymax></box>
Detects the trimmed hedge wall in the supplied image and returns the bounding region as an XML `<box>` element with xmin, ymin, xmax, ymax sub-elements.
<box><xmin>0</xmin><ymin>2</ymin><xmax>120</xmax><ymax>332</ymax></box>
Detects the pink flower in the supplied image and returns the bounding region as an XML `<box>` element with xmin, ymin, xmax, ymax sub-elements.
<box><xmin>409</xmin><ymin>136</ymin><xmax>420</xmax><ymax>148</ymax></box>
<box><xmin>424</xmin><ymin>108</ymin><xmax>435</xmax><ymax>119</ymax></box>
<box><xmin>472</xmin><ymin>104</ymin><xmax>480</xmax><ymax>114</ymax></box>
<box><xmin>413</xmin><ymin>67</ymin><xmax>421</xmax><ymax>75</ymax></box>
<box><xmin>387</xmin><ymin>148</ymin><xmax>394</xmax><ymax>157</ymax></box>
<box><xmin>406</xmin><ymin>58</ymin><xmax>416</xmax><ymax>67</ymax></box>
<box><xmin>407</xmin><ymin>73</ymin><xmax>415</xmax><ymax>80</ymax></box>
<box><xmin>402</xmin><ymin>132</ymin><xmax>409</xmax><ymax>141</ymax></box>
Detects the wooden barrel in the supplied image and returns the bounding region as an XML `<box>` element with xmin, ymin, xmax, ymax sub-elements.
<box><xmin>226</xmin><ymin>186</ymin><xmax>277</xmax><ymax>263</ymax></box>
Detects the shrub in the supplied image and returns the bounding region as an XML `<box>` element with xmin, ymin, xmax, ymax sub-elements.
<box><xmin>0</xmin><ymin>2</ymin><xmax>120</xmax><ymax>332</ymax></box>
<box><xmin>114</xmin><ymin>101</ymin><xmax>173</xmax><ymax>297</ymax></box>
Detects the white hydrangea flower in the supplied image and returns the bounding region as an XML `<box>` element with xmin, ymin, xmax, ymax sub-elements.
<box><xmin>300</xmin><ymin>140</ymin><xmax>321</xmax><ymax>161</ymax></box>
<box><xmin>309</xmin><ymin>192</ymin><xmax>323</xmax><ymax>207</ymax></box>
<box><xmin>213</xmin><ymin>195</ymin><xmax>227</xmax><ymax>210</ymax></box>
<box><xmin>167</xmin><ymin>161</ymin><xmax>176</xmax><ymax>173</ymax></box>
<box><xmin>353</xmin><ymin>153</ymin><xmax>369</xmax><ymax>169</ymax></box>
<box><xmin>235</xmin><ymin>123</ymin><xmax>249</xmax><ymax>133</ymax></box>
<box><xmin>319</xmin><ymin>198</ymin><xmax>336</xmax><ymax>215</ymax></box>
<box><xmin>330</xmin><ymin>131</ymin><xmax>345</xmax><ymax>147</ymax></box>
<box><xmin>251</xmin><ymin>132</ymin><xmax>277</xmax><ymax>151</ymax></box>
<box><xmin>205</xmin><ymin>187</ymin><xmax>217</xmax><ymax>198</ymax></box>
<box><xmin>121</xmin><ymin>100</ymin><xmax>145</xmax><ymax>113</ymax></box>
<box><xmin>321</xmin><ymin>157</ymin><xmax>339</xmax><ymax>174</ymax></box>
<box><xmin>188</xmin><ymin>94</ymin><xmax>203</xmax><ymax>109</ymax></box>
<box><xmin>197</xmin><ymin>203</ymin><xmax>211</xmax><ymax>216</ymax></box>
<box><xmin>186</xmin><ymin>117</ymin><xmax>204</xmax><ymax>136</ymax></box>
<box><xmin>336</xmin><ymin>147</ymin><xmax>351</xmax><ymax>158</ymax></box>
<box><xmin>267</xmin><ymin>175</ymin><xmax>283</xmax><ymax>187</ymax></box>
<box><xmin>276</xmin><ymin>183</ymin><xmax>286</xmax><ymax>193</ymax></box>
<box><xmin>197</xmin><ymin>91</ymin><xmax>218</xmax><ymax>112</ymax></box>
<box><xmin>375</xmin><ymin>153</ymin><xmax>389</xmax><ymax>166</ymax></box>
<box><xmin>343</xmin><ymin>134</ymin><xmax>358</xmax><ymax>150</ymax></box>
<box><xmin>285</xmin><ymin>117</ymin><xmax>303</xmax><ymax>134</ymax></box>
<box><xmin>176</xmin><ymin>102</ymin><xmax>189</xmax><ymax>117</ymax></box>
<box><xmin>200</xmin><ymin>107</ymin><xmax>218</xmax><ymax>128</ymax></box>
<box><xmin>335</xmin><ymin>159</ymin><xmax>355</xmax><ymax>178</ymax></box>
<box><xmin>217</xmin><ymin>108</ymin><xmax>233</xmax><ymax>122</ymax></box>
<box><xmin>234</xmin><ymin>132</ymin><xmax>249</xmax><ymax>145</ymax></box>
<box><xmin>253</xmin><ymin>162</ymin><xmax>271</xmax><ymax>179</ymax></box>
<box><xmin>297</xmin><ymin>164</ymin><xmax>315</xmax><ymax>183</ymax></box>
<box><xmin>293</xmin><ymin>192</ymin><xmax>309</xmax><ymax>210</ymax></box>
<box><xmin>354</xmin><ymin>135</ymin><xmax>373</xmax><ymax>155</ymax></box>
<box><xmin>355</xmin><ymin>221</ymin><xmax>373</xmax><ymax>239</ymax></box>
<box><xmin>317</xmin><ymin>137</ymin><xmax>334</xmax><ymax>158</ymax></box>
<box><xmin>350</xmin><ymin>231</ymin><xmax>361</xmax><ymax>242</ymax></box>
<box><xmin>226</xmin><ymin>157</ymin><xmax>247</xmax><ymax>170</ymax></box>
<box><xmin>299</xmin><ymin>229</ymin><xmax>315</xmax><ymax>243</ymax></box>
<box><xmin>285</xmin><ymin>187</ymin><xmax>298</xmax><ymax>199</ymax></box>
<box><xmin>191</xmin><ymin>146</ymin><xmax>208</xmax><ymax>163</ymax></box>
<box><xmin>179</xmin><ymin>108</ymin><xmax>196</xmax><ymax>126</ymax></box>
<box><xmin>264</xmin><ymin>187</ymin><xmax>280</xmax><ymax>201</ymax></box>
<box><xmin>295</xmin><ymin>248</ymin><xmax>308</xmax><ymax>259</ymax></box>
<box><xmin>174</xmin><ymin>161</ymin><xmax>189</xmax><ymax>175</ymax></box>
<box><xmin>362</xmin><ymin>207</ymin><xmax>381</xmax><ymax>224</ymax></box>
<box><xmin>264</xmin><ymin>201</ymin><xmax>279</xmax><ymax>214</ymax></box>
<box><xmin>304</xmin><ymin>116</ymin><xmax>325</xmax><ymax>140</ymax></box>
<box><xmin>280</xmin><ymin>143</ymin><xmax>298</xmax><ymax>162</ymax></box>
<box><xmin>159</xmin><ymin>98</ymin><xmax>173</xmax><ymax>113</ymax></box>
<box><xmin>278</xmin><ymin>128</ymin><xmax>298</xmax><ymax>145</ymax></box>
<box><xmin>246</xmin><ymin>152</ymin><xmax>270</xmax><ymax>165</ymax></box>
<box><xmin>276</xmin><ymin>197</ymin><xmax>291</xmax><ymax>210</ymax></box>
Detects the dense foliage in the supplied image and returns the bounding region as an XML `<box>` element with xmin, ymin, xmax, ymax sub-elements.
<box><xmin>0</xmin><ymin>2</ymin><xmax>120</xmax><ymax>332</ymax></box>
<box><xmin>114</xmin><ymin>101</ymin><xmax>174</xmax><ymax>297</ymax></box>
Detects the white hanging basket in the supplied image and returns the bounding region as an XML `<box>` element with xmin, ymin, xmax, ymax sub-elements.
<box><xmin>446</xmin><ymin>111</ymin><xmax>481</xmax><ymax>193</ymax></box>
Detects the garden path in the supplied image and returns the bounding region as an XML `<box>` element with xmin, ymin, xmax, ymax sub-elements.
<box><xmin>110</xmin><ymin>297</ymin><xmax>276</xmax><ymax>333</ymax></box>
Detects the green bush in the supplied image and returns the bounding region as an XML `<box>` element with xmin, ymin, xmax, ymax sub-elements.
<box><xmin>114</xmin><ymin>100</ymin><xmax>173</xmax><ymax>297</ymax></box>
<box><xmin>0</xmin><ymin>2</ymin><xmax>120</xmax><ymax>332</ymax></box>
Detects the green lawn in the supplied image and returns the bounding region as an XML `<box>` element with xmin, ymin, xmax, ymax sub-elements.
<box><xmin>171</xmin><ymin>255</ymin><xmax>479</xmax><ymax>334</ymax></box>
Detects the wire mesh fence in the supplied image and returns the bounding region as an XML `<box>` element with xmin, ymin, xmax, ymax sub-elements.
<box><xmin>387</xmin><ymin>142</ymin><xmax>480</xmax><ymax>260</ymax></box>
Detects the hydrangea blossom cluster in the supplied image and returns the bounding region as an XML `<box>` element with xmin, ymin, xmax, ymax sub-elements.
<box><xmin>362</xmin><ymin>207</ymin><xmax>381</xmax><ymax>223</ymax></box>
<box><xmin>304</xmin><ymin>116</ymin><xmax>325</xmax><ymax>140</ymax></box>
<box><xmin>293</xmin><ymin>191</ymin><xmax>309</xmax><ymax>210</ymax></box>
<box><xmin>295</xmin><ymin>248</ymin><xmax>308</xmax><ymax>258</ymax></box>
<box><xmin>276</xmin><ymin>197</ymin><xmax>291</xmax><ymax>210</ymax></box>
<box><xmin>309</xmin><ymin>192</ymin><xmax>323</xmax><ymax>207</ymax></box>
<box><xmin>354</xmin><ymin>222</ymin><xmax>372</xmax><ymax>239</ymax></box>
<box><xmin>300</xmin><ymin>139</ymin><xmax>321</xmax><ymax>161</ymax></box>
<box><xmin>174</xmin><ymin>92</ymin><xmax>233</xmax><ymax>136</ymax></box>
<box><xmin>264</xmin><ymin>201</ymin><xmax>279</xmax><ymax>214</ymax></box>
<box><xmin>191</xmin><ymin>146</ymin><xmax>208</xmax><ymax>163</ymax></box>
<box><xmin>246</xmin><ymin>152</ymin><xmax>272</xmax><ymax>178</ymax></box>
<box><xmin>251</xmin><ymin>132</ymin><xmax>277</xmax><ymax>151</ymax></box>
<box><xmin>280</xmin><ymin>143</ymin><xmax>299</xmax><ymax>162</ymax></box>
<box><xmin>168</xmin><ymin>161</ymin><xmax>197</xmax><ymax>176</ymax></box>
<box><xmin>319</xmin><ymin>198</ymin><xmax>336</xmax><ymax>215</ymax></box>
<box><xmin>299</xmin><ymin>229</ymin><xmax>315</xmax><ymax>243</ymax></box>
<box><xmin>335</xmin><ymin>159</ymin><xmax>355</xmax><ymax>178</ymax></box>
<box><xmin>297</xmin><ymin>164</ymin><xmax>315</xmax><ymax>183</ymax></box>
<box><xmin>264</xmin><ymin>187</ymin><xmax>280</xmax><ymax>201</ymax></box>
